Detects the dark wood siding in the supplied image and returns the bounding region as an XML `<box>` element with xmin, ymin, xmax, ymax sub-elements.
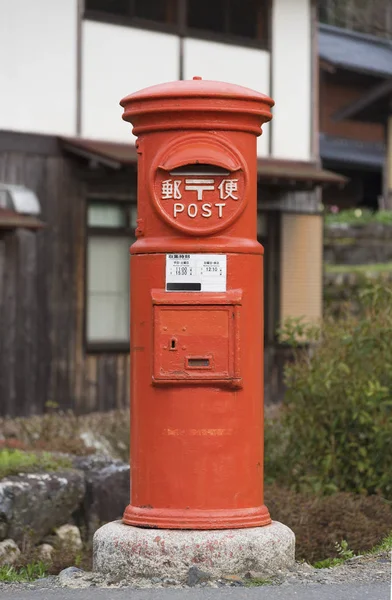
<box><xmin>0</xmin><ymin>134</ymin><xmax>286</xmax><ymax>416</ymax></box>
<box><xmin>0</xmin><ymin>146</ymin><xmax>132</xmax><ymax>417</ymax></box>
<box><xmin>320</xmin><ymin>73</ymin><xmax>384</xmax><ymax>143</ymax></box>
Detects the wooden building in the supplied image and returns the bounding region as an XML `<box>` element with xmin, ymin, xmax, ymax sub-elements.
<box><xmin>0</xmin><ymin>1</ymin><xmax>344</xmax><ymax>416</ymax></box>
<box><xmin>319</xmin><ymin>23</ymin><xmax>392</xmax><ymax>209</ymax></box>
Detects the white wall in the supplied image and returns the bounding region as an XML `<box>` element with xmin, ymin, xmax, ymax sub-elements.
<box><xmin>184</xmin><ymin>39</ymin><xmax>271</xmax><ymax>157</ymax></box>
<box><xmin>271</xmin><ymin>0</ymin><xmax>312</xmax><ymax>161</ymax></box>
<box><xmin>0</xmin><ymin>0</ymin><xmax>77</xmax><ymax>136</ymax></box>
<box><xmin>82</xmin><ymin>22</ymin><xmax>180</xmax><ymax>142</ymax></box>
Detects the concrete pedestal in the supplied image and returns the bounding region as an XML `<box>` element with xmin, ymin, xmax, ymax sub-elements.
<box><xmin>93</xmin><ymin>520</ymin><xmax>295</xmax><ymax>582</ymax></box>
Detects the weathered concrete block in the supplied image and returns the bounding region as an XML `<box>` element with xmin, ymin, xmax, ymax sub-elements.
<box><xmin>93</xmin><ymin>520</ymin><xmax>295</xmax><ymax>582</ymax></box>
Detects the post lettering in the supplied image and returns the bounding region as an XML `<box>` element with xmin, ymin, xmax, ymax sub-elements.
<box><xmin>173</xmin><ymin>203</ymin><xmax>185</xmax><ymax>217</ymax></box>
<box><xmin>201</xmin><ymin>203</ymin><xmax>212</xmax><ymax>218</ymax></box>
<box><xmin>188</xmin><ymin>204</ymin><xmax>197</xmax><ymax>218</ymax></box>
<box><xmin>215</xmin><ymin>203</ymin><xmax>226</xmax><ymax>218</ymax></box>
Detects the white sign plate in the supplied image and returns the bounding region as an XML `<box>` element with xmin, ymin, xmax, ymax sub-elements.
<box><xmin>166</xmin><ymin>254</ymin><xmax>227</xmax><ymax>292</ymax></box>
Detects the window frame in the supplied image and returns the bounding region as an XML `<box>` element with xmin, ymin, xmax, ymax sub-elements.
<box><xmin>84</xmin><ymin>0</ymin><xmax>180</xmax><ymax>36</ymax></box>
<box><xmin>85</xmin><ymin>198</ymin><xmax>135</xmax><ymax>354</ymax></box>
<box><xmin>184</xmin><ymin>0</ymin><xmax>271</xmax><ymax>50</ymax></box>
<box><xmin>84</xmin><ymin>0</ymin><xmax>271</xmax><ymax>51</ymax></box>
<box><xmin>258</xmin><ymin>209</ymin><xmax>281</xmax><ymax>344</ymax></box>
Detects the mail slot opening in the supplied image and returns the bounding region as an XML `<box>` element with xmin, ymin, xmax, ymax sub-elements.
<box><xmin>169</xmin><ymin>164</ymin><xmax>230</xmax><ymax>176</ymax></box>
<box><xmin>187</xmin><ymin>357</ymin><xmax>211</xmax><ymax>368</ymax></box>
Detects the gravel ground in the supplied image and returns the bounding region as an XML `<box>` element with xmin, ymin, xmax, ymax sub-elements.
<box><xmin>0</xmin><ymin>551</ymin><xmax>390</xmax><ymax>593</ymax></box>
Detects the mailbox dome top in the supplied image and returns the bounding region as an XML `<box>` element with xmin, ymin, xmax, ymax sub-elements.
<box><xmin>121</xmin><ymin>78</ymin><xmax>274</xmax><ymax>136</ymax></box>
<box><xmin>121</xmin><ymin>77</ymin><xmax>274</xmax><ymax>107</ymax></box>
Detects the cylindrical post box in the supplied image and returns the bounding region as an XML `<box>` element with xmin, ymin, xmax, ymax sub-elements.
<box><xmin>120</xmin><ymin>78</ymin><xmax>274</xmax><ymax>529</ymax></box>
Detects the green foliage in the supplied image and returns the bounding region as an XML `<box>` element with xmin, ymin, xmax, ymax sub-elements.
<box><xmin>313</xmin><ymin>557</ymin><xmax>344</xmax><ymax>569</ymax></box>
<box><xmin>0</xmin><ymin>562</ymin><xmax>47</xmax><ymax>582</ymax></box>
<box><xmin>0</xmin><ymin>409</ymin><xmax>130</xmax><ymax>461</ymax></box>
<box><xmin>265</xmin><ymin>483</ymin><xmax>392</xmax><ymax>563</ymax></box>
<box><xmin>0</xmin><ymin>449</ymin><xmax>71</xmax><ymax>479</ymax></box>
<box><xmin>325</xmin><ymin>209</ymin><xmax>392</xmax><ymax>227</ymax></box>
<box><xmin>278</xmin><ymin>280</ymin><xmax>392</xmax><ymax>498</ymax></box>
<box><xmin>335</xmin><ymin>539</ymin><xmax>355</xmax><ymax>560</ymax></box>
<box><xmin>325</xmin><ymin>262</ymin><xmax>392</xmax><ymax>275</ymax></box>
<box><xmin>370</xmin><ymin>532</ymin><xmax>392</xmax><ymax>553</ymax></box>
<box><xmin>245</xmin><ymin>577</ymin><xmax>272</xmax><ymax>586</ymax></box>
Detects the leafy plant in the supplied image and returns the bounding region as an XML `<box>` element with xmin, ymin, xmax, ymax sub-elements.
<box><xmin>278</xmin><ymin>280</ymin><xmax>392</xmax><ymax>499</ymax></box>
<box><xmin>335</xmin><ymin>539</ymin><xmax>354</xmax><ymax>560</ymax></box>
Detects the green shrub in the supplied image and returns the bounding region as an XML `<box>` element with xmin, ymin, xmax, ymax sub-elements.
<box><xmin>325</xmin><ymin>208</ymin><xmax>392</xmax><ymax>227</ymax></box>
<box><xmin>278</xmin><ymin>280</ymin><xmax>392</xmax><ymax>498</ymax></box>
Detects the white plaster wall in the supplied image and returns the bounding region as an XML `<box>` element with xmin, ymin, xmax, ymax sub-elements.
<box><xmin>271</xmin><ymin>0</ymin><xmax>312</xmax><ymax>160</ymax></box>
<box><xmin>0</xmin><ymin>0</ymin><xmax>77</xmax><ymax>136</ymax></box>
<box><xmin>183</xmin><ymin>39</ymin><xmax>271</xmax><ymax>157</ymax></box>
<box><xmin>82</xmin><ymin>22</ymin><xmax>180</xmax><ymax>142</ymax></box>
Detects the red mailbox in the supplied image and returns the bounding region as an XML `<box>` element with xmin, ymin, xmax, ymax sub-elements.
<box><xmin>120</xmin><ymin>78</ymin><xmax>274</xmax><ymax>529</ymax></box>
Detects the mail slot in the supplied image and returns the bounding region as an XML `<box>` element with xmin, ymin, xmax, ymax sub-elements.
<box><xmin>120</xmin><ymin>77</ymin><xmax>274</xmax><ymax>529</ymax></box>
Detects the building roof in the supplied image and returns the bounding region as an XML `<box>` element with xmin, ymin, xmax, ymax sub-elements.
<box><xmin>0</xmin><ymin>208</ymin><xmax>45</xmax><ymax>231</ymax></box>
<box><xmin>320</xmin><ymin>134</ymin><xmax>385</xmax><ymax>169</ymax></box>
<box><xmin>319</xmin><ymin>24</ymin><xmax>392</xmax><ymax>78</ymax></box>
<box><xmin>61</xmin><ymin>137</ymin><xmax>347</xmax><ymax>188</ymax></box>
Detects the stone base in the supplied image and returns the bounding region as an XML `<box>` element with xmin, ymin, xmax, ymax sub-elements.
<box><xmin>93</xmin><ymin>520</ymin><xmax>295</xmax><ymax>582</ymax></box>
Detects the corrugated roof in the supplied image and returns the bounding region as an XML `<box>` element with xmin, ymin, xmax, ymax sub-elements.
<box><xmin>319</xmin><ymin>24</ymin><xmax>392</xmax><ymax>78</ymax></box>
<box><xmin>320</xmin><ymin>134</ymin><xmax>385</xmax><ymax>168</ymax></box>
<box><xmin>61</xmin><ymin>137</ymin><xmax>346</xmax><ymax>187</ymax></box>
<box><xmin>0</xmin><ymin>208</ymin><xmax>45</xmax><ymax>231</ymax></box>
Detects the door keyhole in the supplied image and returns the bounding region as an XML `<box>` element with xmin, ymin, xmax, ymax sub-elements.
<box><xmin>170</xmin><ymin>338</ymin><xmax>176</xmax><ymax>350</ymax></box>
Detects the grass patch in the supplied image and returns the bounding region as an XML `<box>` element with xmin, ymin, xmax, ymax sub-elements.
<box><xmin>325</xmin><ymin>262</ymin><xmax>392</xmax><ymax>275</ymax></box>
<box><xmin>0</xmin><ymin>562</ymin><xmax>48</xmax><ymax>582</ymax></box>
<box><xmin>313</xmin><ymin>557</ymin><xmax>345</xmax><ymax>569</ymax></box>
<box><xmin>245</xmin><ymin>577</ymin><xmax>272</xmax><ymax>587</ymax></box>
<box><xmin>0</xmin><ymin>449</ymin><xmax>72</xmax><ymax>479</ymax></box>
<box><xmin>0</xmin><ymin>409</ymin><xmax>130</xmax><ymax>461</ymax></box>
<box><xmin>369</xmin><ymin>532</ymin><xmax>392</xmax><ymax>554</ymax></box>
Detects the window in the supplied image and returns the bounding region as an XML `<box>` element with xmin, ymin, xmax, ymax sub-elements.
<box><xmin>86</xmin><ymin>202</ymin><xmax>136</xmax><ymax>350</ymax></box>
<box><xmin>85</xmin><ymin>0</ymin><xmax>269</xmax><ymax>48</ymax></box>
<box><xmin>85</xmin><ymin>0</ymin><xmax>129</xmax><ymax>16</ymax></box>
<box><xmin>85</xmin><ymin>0</ymin><xmax>178</xmax><ymax>27</ymax></box>
<box><xmin>187</xmin><ymin>0</ymin><xmax>268</xmax><ymax>44</ymax></box>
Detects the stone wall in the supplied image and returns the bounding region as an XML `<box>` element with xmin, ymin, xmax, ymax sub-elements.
<box><xmin>324</xmin><ymin>223</ymin><xmax>392</xmax><ymax>265</ymax></box>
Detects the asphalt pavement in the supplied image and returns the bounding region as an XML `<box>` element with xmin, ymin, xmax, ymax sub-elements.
<box><xmin>1</xmin><ymin>583</ymin><xmax>390</xmax><ymax>600</ymax></box>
